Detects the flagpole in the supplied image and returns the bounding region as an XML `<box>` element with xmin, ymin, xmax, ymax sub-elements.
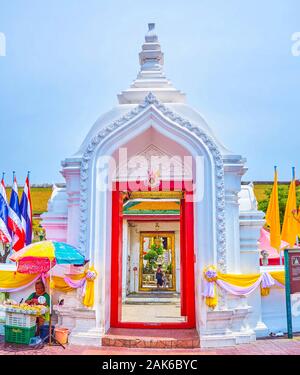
<box><xmin>49</xmin><ymin>261</ymin><xmax>52</xmax><ymax>346</ymax></box>
<box><xmin>9</xmin><ymin>174</ymin><xmax>13</xmax><ymax>258</ymax></box>
<box><xmin>12</xmin><ymin>171</ymin><xmax>15</xmax><ymax>257</ymax></box>
<box><xmin>293</xmin><ymin>167</ymin><xmax>299</xmax><ymax>248</ymax></box>
<box><xmin>272</xmin><ymin>166</ymin><xmax>283</xmax><ymax>266</ymax></box>
<box><xmin>293</xmin><ymin>167</ymin><xmax>296</xmax><ymax>250</ymax></box>
<box><xmin>2</xmin><ymin>172</ymin><xmax>12</xmax><ymax>262</ymax></box>
<box><xmin>8</xmin><ymin>172</ymin><xmax>14</xmax><ymax>262</ymax></box>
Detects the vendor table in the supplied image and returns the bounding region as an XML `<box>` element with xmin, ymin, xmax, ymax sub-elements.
<box><xmin>0</xmin><ymin>304</ymin><xmax>48</xmax><ymax>345</ymax></box>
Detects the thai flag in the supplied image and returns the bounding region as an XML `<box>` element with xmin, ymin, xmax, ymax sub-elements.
<box><xmin>20</xmin><ymin>173</ymin><xmax>32</xmax><ymax>245</ymax></box>
<box><xmin>0</xmin><ymin>174</ymin><xmax>12</xmax><ymax>243</ymax></box>
<box><xmin>8</xmin><ymin>173</ymin><xmax>24</xmax><ymax>251</ymax></box>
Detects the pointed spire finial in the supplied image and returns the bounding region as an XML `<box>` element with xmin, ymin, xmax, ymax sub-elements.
<box><xmin>145</xmin><ymin>23</ymin><xmax>157</xmax><ymax>43</ymax></box>
<box><xmin>139</xmin><ymin>23</ymin><xmax>163</xmax><ymax>72</ymax></box>
<box><xmin>117</xmin><ymin>23</ymin><xmax>186</xmax><ymax>104</ymax></box>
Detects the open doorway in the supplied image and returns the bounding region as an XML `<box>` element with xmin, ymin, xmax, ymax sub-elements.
<box><xmin>110</xmin><ymin>184</ymin><xmax>196</xmax><ymax>329</ymax></box>
<box><xmin>122</xmin><ymin>227</ymin><xmax>183</xmax><ymax>324</ymax></box>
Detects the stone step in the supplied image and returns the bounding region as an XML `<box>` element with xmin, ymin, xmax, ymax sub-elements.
<box><xmin>124</xmin><ymin>298</ymin><xmax>180</xmax><ymax>304</ymax></box>
<box><xmin>127</xmin><ymin>292</ymin><xmax>180</xmax><ymax>298</ymax></box>
<box><xmin>102</xmin><ymin>328</ymin><xmax>200</xmax><ymax>349</ymax></box>
<box><xmin>125</xmin><ymin>292</ymin><xmax>180</xmax><ymax>303</ymax></box>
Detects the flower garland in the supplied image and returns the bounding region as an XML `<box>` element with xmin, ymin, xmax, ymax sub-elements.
<box><xmin>64</xmin><ymin>267</ymin><xmax>98</xmax><ymax>308</ymax></box>
<box><xmin>203</xmin><ymin>265</ymin><xmax>218</xmax><ymax>282</ymax></box>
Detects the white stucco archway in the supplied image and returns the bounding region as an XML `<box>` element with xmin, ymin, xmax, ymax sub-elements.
<box><xmin>79</xmin><ymin>93</ymin><xmax>226</xmax><ymax>335</ymax></box>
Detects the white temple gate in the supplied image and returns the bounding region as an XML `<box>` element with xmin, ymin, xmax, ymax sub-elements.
<box><xmin>40</xmin><ymin>24</ymin><xmax>276</xmax><ymax>347</ymax></box>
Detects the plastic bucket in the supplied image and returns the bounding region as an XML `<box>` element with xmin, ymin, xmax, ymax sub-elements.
<box><xmin>54</xmin><ymin>327</ymin><xmax>69</xmax><ymax>345</ymax></box>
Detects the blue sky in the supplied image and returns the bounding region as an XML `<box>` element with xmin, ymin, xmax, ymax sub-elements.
<box><xmin>0</xmin><ymin>0</ymin><xmax>299</xmax><ymax>184</ymax></box>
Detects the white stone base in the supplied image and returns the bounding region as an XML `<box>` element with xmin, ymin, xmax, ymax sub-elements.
<box><xmin>200</xmin><ymin>305</ymin><xmax>256</xmax><ymax>348</ymax></box>
<box><xmin>235</xmin><ymin>331</ymin><xmax>256</xmax><ymax>344</ymax></box>
<box><xmin>201</xmin><ymin>334</ymin><xmax>237</xmax><ymax>348</ymax></box>
<box><xmin>68</xmin><ymin>327</ymin><xmax>103</xmax><ymax>347</ymax></box>
<box><xmin>253</xmin><ymin>320</ymin><xmax>269</xmax><ymax>338</ymax></box>
<box><xmin>201</xmin><ymin>331</ymin><xmax>256</xmax><ymax>348</ymax></box>
<box><xmin>54</xmin><ymin>303</ymin><xmax>103</xmax><ymax>347</ymax></box>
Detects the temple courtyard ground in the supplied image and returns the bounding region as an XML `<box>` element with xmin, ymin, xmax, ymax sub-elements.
<box><xmin>122</xmin><ymin>299</ymin><xmax>184</xmax><ymax>323</ymax></box>
<box><xmin>1</xmin><ymin>335</ymin><xmax>300</xmax><ymax>355</ymax></box>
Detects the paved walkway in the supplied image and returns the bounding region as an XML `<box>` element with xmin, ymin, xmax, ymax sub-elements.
<box><xmin>122</xmin><ymin>302</ymin><xmax>184</xmax><ymax>323</ymax></box>
<box><xmin>1</xmin><ymin>336</ymin><xmax>300</xmax><ymax>355</ymax></box>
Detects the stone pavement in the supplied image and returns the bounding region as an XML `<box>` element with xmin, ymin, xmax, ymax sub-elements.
<box><xmin>1</xmin><ymin>335</ymin><xmax>300</xmax><ymax>355</ymax></box>
<box><xmin>122</xmin><ymin>302</ymin><xmax>184</xmax><ymax>323</ymax></box>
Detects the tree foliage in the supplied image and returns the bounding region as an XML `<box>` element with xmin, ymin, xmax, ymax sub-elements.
<box><xmin>143</xmin><ymin>243</ymin><xmax>163</xmax><ymax>263</ymax></box>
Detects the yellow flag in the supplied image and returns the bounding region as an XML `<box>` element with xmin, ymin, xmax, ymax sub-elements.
<box><xmin>281</xmin><ymin>178</ymin><xmax>298</xmax><ymax>247</ymax></box>
<box><xmin>265</xmin><ymin>170</ymin><xmax>281</xmax><ymax>251</ymax></box>
<box><xmin>296</xmin><ymin>206</ymin><xmax>300</xmax><ymax>235</ymax></box>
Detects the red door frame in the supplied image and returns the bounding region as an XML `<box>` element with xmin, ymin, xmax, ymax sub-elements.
<box><xmin>110</xmin><ymin>181</ymin><xmax>196</xmax><ymax>329</ymax></box>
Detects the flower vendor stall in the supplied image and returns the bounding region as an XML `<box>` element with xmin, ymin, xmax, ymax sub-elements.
<box><xmin>0</xmin><ymin>241</ymin><xmax>97</xmax><ymax>347</ymax></box>
<box><xmin>0</xmin><ymin>302</ymin><xmax>48</xmax><ymax>345</ymax></box>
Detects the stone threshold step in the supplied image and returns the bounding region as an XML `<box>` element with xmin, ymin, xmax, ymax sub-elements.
<box><xmin>126</xmin><ymin>292</ymin><xmax>180</xmax><ymax>299</ymax></box>
<box><xmin>124</xmin><ymin>298</ymin><xmax>180</xmax><ymax>304</ymax></box>
<box><xmin>102</xmin><ymin>328</ymin><xmax>200</xmax><ymax>349</ymax></box>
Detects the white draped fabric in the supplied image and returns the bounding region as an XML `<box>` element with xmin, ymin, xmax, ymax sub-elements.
<box><xmin>203</xmin><ymin>272</ymin><xmax>284</xmax><ymax>300</ymax></box>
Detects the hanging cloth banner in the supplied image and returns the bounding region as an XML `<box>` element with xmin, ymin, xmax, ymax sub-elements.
<box><xmin>0</xmin><ymin>268</ymin><xmax>97</xmax><ymax>308</ymax></box>
<box><xmin>0</xmin><ymin>271</ymin><xmax>41</xmax><ymax>293</ymax></box>
<box><xmin>203</xmin><ymin>266</ymin><xmax>285</xmax><ymax>308</ymax></box>
<box><xmin>269</xmin><ymin>271</ymin><xmax>285</xmax><ymax>287</ymax></box>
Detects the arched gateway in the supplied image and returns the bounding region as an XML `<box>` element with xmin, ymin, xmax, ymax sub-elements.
<box><xmin>42</xmin><ymin>24</ymin><xmax>266</xmax><ymax>347</ymax></box>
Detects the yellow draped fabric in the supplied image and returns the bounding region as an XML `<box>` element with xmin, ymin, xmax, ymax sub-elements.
<box><xmin>43</xmin><ymin>272</ymin><xmax>95</xmax><ymax>306</ymax></box>
<box><xmin>44</xmin><ymin>271</ymin><xmax>96</xmax><ymax>307</ymax></box>
<box><xmin>0</xmin><ymin>271</ymin><xmax>38</xmax><ymax>290</ymax></box>
<box><xmin>218</xmin><ymin>273</ymin><xmax>261</xmax><ymax>287</ymax></box>
<box><xmin>83</xmin><ymin>267</ymin><xmax>97</xmax><ymax>308</ymax></box>
<box><xmin>0</xmin><ymin>270</ymin><xmax>97</xmax><ymax>308</ymax></box>
<box><xmin>203</xmin><ymin>268</ymin><xmax>286</xmax><ymax>309</ymax></box>
<box><xmin>269</xmin><ymin>271</ymin><xmax>285</xmax><ymax>286</ymax></box>
<box><xmin>297</xmin><ymin>206</ymin><xmax>300</xmax><ymax>235</ymax></box>
<box><xmin>265</xmin><ymin>170</ymin><xmax>281</xmax><ymax>251</ymax></box>
<box><xmin>260</xmin><ymin>286</ymin><xmax>270</xmax><ymax>296</ymax></box>
<box><xmin>45</xmin><ymin>276</ymin><xmax>75</xmax><ymax>293</ymax></box>
<box><xmin>204</xmin><ymin>272</ymin><xmax>262</xmax><ymax>309</ymax></box>
<box><xmin>206</xmin><ymin>284</ymin><xmax>218</xmax><ymax>309</ymax></box>
<box><xmin>83</xmin><ymin>278</ymin><xmax>95</xmax><ymax>308</ymax></box>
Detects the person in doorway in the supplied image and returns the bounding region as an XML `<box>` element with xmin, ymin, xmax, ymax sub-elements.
<box><xmin>156</xmin><ymin>264</ymin><xmax>164</xmax><ymax>288</ymax></box>
<box><xmin>25</xmin><ymin>280</ymin><xmax>50</xmax><ymax>335</ymax></box>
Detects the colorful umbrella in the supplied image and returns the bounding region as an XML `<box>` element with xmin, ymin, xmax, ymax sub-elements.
<box><xmin>10</xmin><ymin>240</ymin><xmax>85</xmax><ymax>274</ymax></box>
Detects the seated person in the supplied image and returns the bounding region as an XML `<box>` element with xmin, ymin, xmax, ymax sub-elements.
<box><xmin>25</xmin><ymin>280</ymin><xmax>50</xmax><ymax>334</ymax></box>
